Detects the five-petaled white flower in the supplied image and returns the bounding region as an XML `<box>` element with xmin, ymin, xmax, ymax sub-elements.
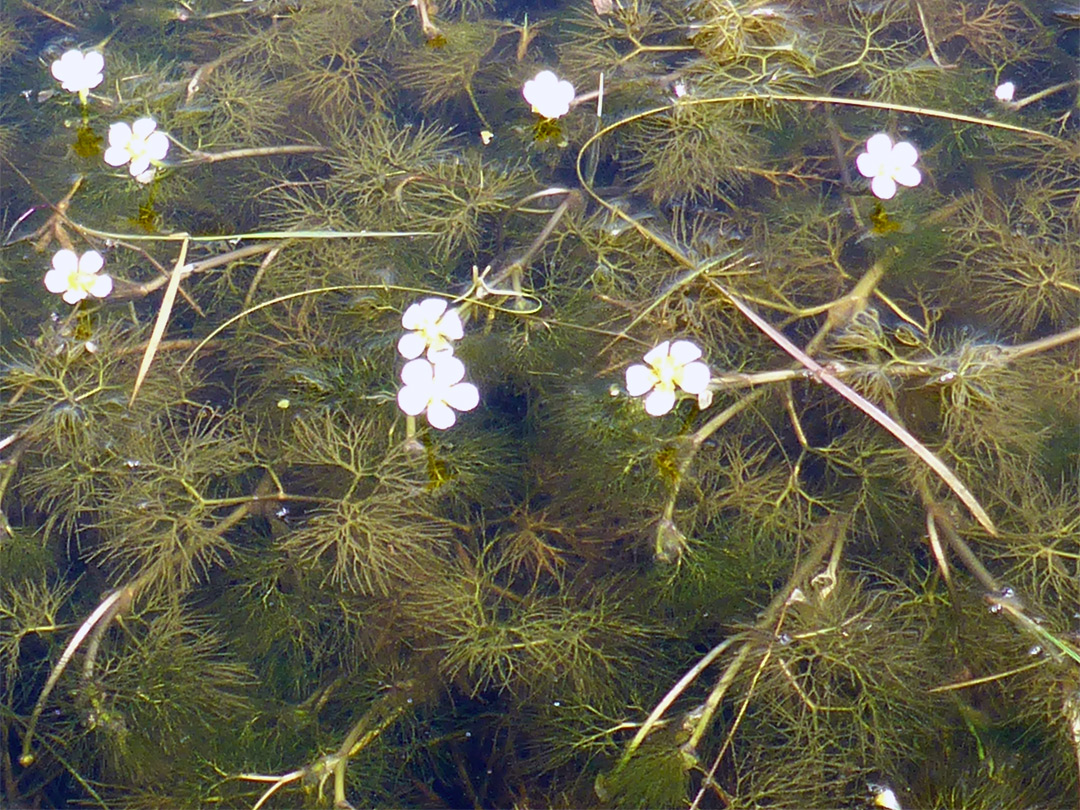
<box><xmin>522</xmin><ymin>70</ymin><xmax>575</xmax><ymax>120</ymax></box>
<box><xmin>50</xmin><ymin>49</ymin><xmax>104</xmax><ymax>104</ymax></box>
<box><xmin>397</xmin><ymin>298</ymin><xmax>464</xmax><ymax>360</ymax></box>
<box><xmin>104</xmin><ymin>118</ymin><xmax>170</xmax><ymax>182</ymax></box>
<box><xmin>397</xmin><ymin>356</ymin><xmax>480</xmax><ymax>430</ymax></box>
<box><xmin>994</xmin><ymin>81</ymin><xmax>1016</xmax><ymax>102</ymax></box>
<box><xmin>856</xmin><ymin>133</ymin><xmax>921</xmax><ymax>200</ymax></box>
<box><xmin>44</xmin><ymin>249</ymin><xmax>113</xmax><ymax>305</ymax></box>
<box><xmin>625</xmin><ymin>340</ymin><xmax>711</xmax><ymax>417</ymax></box>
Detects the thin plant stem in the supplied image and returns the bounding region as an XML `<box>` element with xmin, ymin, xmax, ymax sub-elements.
<box><xmin>618</xmin><ymin>634</ymin><xmax>746</xmax><ymax>766</ymax></box>
<box><xmin>130</xmin><ymin>237</ymin><xmax>189</xmax><ymax>404</ymax></box>
<box><xmin>713</xmin><ymin>280</ymin><xmax>998</xmax><ymax>537</ymax></box>
<box><xmin>687</xmin><ymin>515</ymin><xmax>847</xmax><ymax>809</ymax></box>
<box><xmin>656</xmin><ymin>390</ymin><xmax>767</xmax><ymax>560</ymax></box>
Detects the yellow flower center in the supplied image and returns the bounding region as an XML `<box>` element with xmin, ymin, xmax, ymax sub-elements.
<box><xmin>652</xmin><ymin>354</ymin><xmax>680</xmax><ymax>391</ymax></box>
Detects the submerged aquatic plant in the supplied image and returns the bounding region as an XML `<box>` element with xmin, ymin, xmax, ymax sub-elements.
<box><xmin>3</xmin><ymin>0</ymin><xmax>1078</xmax><ymax>807</ymax></box>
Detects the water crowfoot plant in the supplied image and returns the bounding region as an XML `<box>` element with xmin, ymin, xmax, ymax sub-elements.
<box><xmin>103</xmin><ymin>118</ymin><xmax>170</xmax><ymax>182</ymax></box>
<box><xmin>3</xmin><ymin>0</ymin><xmax>1079</xmax><ymax>806</ymax></box>
<box><xmin>522</xmin><ymin>70</ymin><xmax>576</xmax><ymax>119</ymax></box>
<box><xmin>43</xmin><ymin>249</ymin><xmax>112</xmax><ymax>304</ymax></box>
<box><xmin>49</xmin><ymin>48</ymin><xmax>104</xmax><ymax>106</ymax></box>
<box><xmin>397</xmin><ymin>297</ymin><xmax>464</xmax><ymax>360</ymax></box>
<box><xmin>397</xmin><ymin>356</ymin><xmax>480</xmax><ymax>430</ymax></box>
<box><xmin>625</xmin><ymin>339</ymin><xmax>711</xmax><ymax>416</ymax></box>
<box><xmin>856</xmin><ymin>133</ymin><xmax>922</xmax><ymax>200</ymax></box>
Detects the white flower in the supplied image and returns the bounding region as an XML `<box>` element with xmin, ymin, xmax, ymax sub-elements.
<box><xmin>397</xmin><ymin>356</ymin><xmax>479</xmax><ymax>430</ymax></box>
<box><xmin>43</xmin><ymin>249</ymin><xmax>112</xmax><ymax>305</ymax></box>
<box><xmin>103</xmin><ymin>118</ymin><xmax>170</xmax><ymax>181</ymax></box>
<box><xmin>50</xmin><ymin>49</ymin><xmax>104</xmax><ymax>102</ymax></box>
<box><xmin>625</xmin><ymin>340</ymin><xmax>711</xmax><ymax>417</ymax></box>
<box><xmin>855</xmin><ymin>133</ymin><xmax>921</xmax><ymax>200</ymax></box>
<box><xmin>994</xmin><ymin>81</ymin><xmax>1016</xmax><ymax>102</ymax></box>
<box><xmin>397</xmin><ymin>298</ymin><xmax>464</xmax><ymax>360</ymax></box>
<box><xmin>522</xmin><ymin>70</ymin><xmax>575</xmax><ymax>120</ymax></box>
<box><xmin>870</xmin><ymin>785</ymin><xmax>903</xmax><ymax>810</ymax></box>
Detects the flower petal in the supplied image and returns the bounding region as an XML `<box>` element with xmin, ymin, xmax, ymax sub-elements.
<box><xmin>52</xmin><ymin>249</ymin><xmax>78</xmax><ymax>274</ymax></box>
<box><xmin>44</xmin><ymin>268</ymin><xmax>69</xmax><ymax>293</ymax></box>
<box><xmin>401</xmin><ymin>358</ymin><xmax>435</xmax><ymax>387</ymax></box>
<box><xmin>855</xmin><ymin>151</ymin><xmax>880</xmax><ymax>179</ymax></box>
<box><xmin>893</xmin><ymin>166</ymin><xmax>921</xmax><ymax>188</ymax></box>
<box><xmin>397</xmin><ymin>384</ymin><xmax>430</xmax><ymax>416</ymax></box>
<box><xmin>431</xmin><ymin>354</ymin><xmax>466</xmax><ymax>387</ymax></box>
<box><xmin>103</xmin><ymin>145</ymin><xmax>130</xmax><ymax>167</ymax></box>
<box><xmin>52</xmin><ymin>51</ymin><xmax>81</xmax><ymax>84</ymax></box>
<box><xmin>401</xmin><ymin>302</ymin><xmax>424</xmax><ymax>330</ymax></box>
<box><xmin>63</xmin><ymin>288</ymin><xmax>88</xmax><ymax>305</ymax></box>
<box><xmin>676</xmin><ymin>361</ymin><xmax>711</xmax><ymax>395</ymax></box>
<box><xmin>439</xmin><ymin>308</ymin><xmax>464</xmax><ymax>340</ymax></box>
<box><xmin>88</xmin><ymin>273</ymin><xmax>113</xmax><ymax>299</ymax></box>
<box><xmin>871</xmin><ymin>174</ymin><xmax>897</xmax><ymax>200</ymax></box>
<box><xmin>625</xmin><ymin>364</ymin><xmax>656</xmax><ymax>396</ymax></box>
<box><xmin>132</xmin><ymin>117</ymin><xmax>157</xmax><ymax>139</ymax></box>
<box><xmin>426</xmin><ymin>401</ymin><xmax>457</xmax><ymax>430</ymax></box>
<box><xmin>643</xmin><ymin>388</ymin><xmax>676</xmax><ymax>416</ymax></box>
<box><xmin>129</xmin><ymin>156</ymin><xmax>151</xmax><ymax>176</ymax></box>
<box><xmin>84</xmin><ymin>51</ymin><xmax>104</xmax><ymax>77</ymax></box>
<box><xmin>397</xmin><ymin>331</ymin><xmax>427</xmax><ymax>360</ymax></box>
<box><xmin>642</xmin><ymin>341</ymin><xmax>671</xmax><ymax>367</ymax></box>
<box><xmin>79</xmin><ymin>250</ymin><xmax>104</xmax><ymax>274</ymax></box>
<box><xmin>107</xmin><ymin>122</ymin><xmax>132</xmax><ymax>149</ymax></box>
<box><xmin>145</xmin><ymin>131</ymin><xmax>170</xmax><ymax>161</ymax></box>
<box><xmin>444</xmin><ymin>382</ymin><xmax>479</xmax><ymax>412</ymax></box>
<box><xmin>668</xmin><ymin>340</ymin><xmax>702</xmax><ymax>365</ymax></box>
<box><xmin>891</xmin><ymin>141</ymin><xmax>918</xmax><ymax>168</ymax></box>
<box><xmin>865</xmin><ymin>133</ymin><xmax>893</xmax><ymax>157</ymax></box>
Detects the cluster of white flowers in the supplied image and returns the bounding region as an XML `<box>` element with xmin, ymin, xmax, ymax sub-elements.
<box><xmin>48</xmin><ymin>51</ymin><xmax>1032</xmax><ymax>435</ymax></box>
<box><xmin>42</xmin><ymin>52</ymin><xmax>177</xmax><ymax>305</ymax></box>
<box><xmin>395</xmin><ymin>298</ymin><xmax>479</xmax><ymax>430</ymax></box>
<box><xmin>50</xmin><ymin>49</ymin><xmax>172</xmax><ymax>184</ymax></box>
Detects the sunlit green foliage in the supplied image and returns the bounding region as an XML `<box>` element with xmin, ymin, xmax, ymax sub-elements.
<box><xmin>395</xmin><ymin>20</ymin><xmax>499</xmax><ymax>112</ymax></box>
